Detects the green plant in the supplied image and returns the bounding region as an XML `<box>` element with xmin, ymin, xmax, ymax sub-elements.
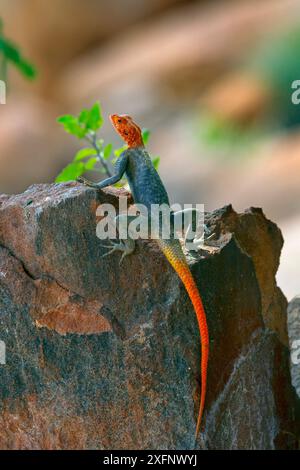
<box><xmin>199</xmin><ymin>114</ymin><xmax>262</xmax><ymax>154</ymax></box>
<box><xmin>248</xmin><ymin>26</ymin><xmax>300</xmax><ymax>128</ymax></box>
<box><xmin>56</xmin><ymin>102</ymin><xmax>160</xmax><ymax>186</ymax></box>
<box><xmin>0</xmin><ymin>19</ymin><xmax>36</xmax><ymax>81</ymax></box>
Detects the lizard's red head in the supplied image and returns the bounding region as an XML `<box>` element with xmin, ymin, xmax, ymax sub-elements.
<box><xmin>110</xmin><ymin>114</ymin><xmax>144</xmax><ymax>148</ymax></box>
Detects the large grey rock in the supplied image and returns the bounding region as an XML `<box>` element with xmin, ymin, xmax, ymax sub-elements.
<box><xmin>0</xmin><ymin>183</ymin><xmax>298</xmax><ymax>449</ymax></box>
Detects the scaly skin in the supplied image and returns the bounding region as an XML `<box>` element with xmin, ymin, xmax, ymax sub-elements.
<box><xmin>157</xmin><ymin>236</ymin><xmax>209</xmax><ymax>440</ymax></box>
<box><xmin>79</xmin><ymin>114</ymin><xmax>209</xmax><ymax>441</ymax></box>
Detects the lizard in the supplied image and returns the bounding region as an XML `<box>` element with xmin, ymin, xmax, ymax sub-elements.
<box><xmin>78</xmin><ymin>114</ymin><xmax>209</xmax><ymax>441</ymax></box>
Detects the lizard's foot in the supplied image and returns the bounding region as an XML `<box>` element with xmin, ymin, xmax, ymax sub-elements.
<box><xmin>100</xmin><ymin>238</ymin><xmax>135</xmax><ymax>265</ymax></box>
<box><xmin>185</xmin><ymin>225</ymin><xmax>217</xmax><ymax>252</ymax></box>
<box><xmin>185</xmin><ymin>237</ymin><xmax>204</xmax><ymax>252</ymax></box>
<box><xmin>77</xmin><ymin>176</ymin><xmax>99</xmax><ymax>188</ymax></box>
<box><xmin>187</xmin><ymin>238</ymin><xmax>217</xmax><ymax>254</ymax></box>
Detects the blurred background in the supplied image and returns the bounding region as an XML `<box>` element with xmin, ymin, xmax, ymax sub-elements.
<box><xmin>0</xmin><ymin>0</ymin><xmax>299</xmax><ymax>300</ymax></box>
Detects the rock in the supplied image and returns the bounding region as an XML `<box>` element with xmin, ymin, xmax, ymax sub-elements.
<box><xmin>0</xmin><ymin>184</ymin><xmax>298</xmax><ymax>449</ymax></box>
<box><xmin>206</xmin><ymin>205</ymin><xmax>288</xmax><ymax>346</ymax></box>
<box><xmin>288</xmin><ymin>297</ymin><xmax>300</xmax><ymax>399</ymax></box>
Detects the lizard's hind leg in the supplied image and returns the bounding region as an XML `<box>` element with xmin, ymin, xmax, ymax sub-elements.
<box><xmin>173</xmin><ymin>209</ymin><xmax>215</xmax><ymax>252</ymax></box>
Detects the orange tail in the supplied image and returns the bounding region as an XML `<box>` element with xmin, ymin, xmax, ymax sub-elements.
<box><xmin>160</xmin><ymin>241</ymin><xmax>209</xmax><ymax>439</ymax></box>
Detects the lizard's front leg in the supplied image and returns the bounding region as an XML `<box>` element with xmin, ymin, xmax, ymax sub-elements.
<box><xmin>77</xmin><ymin>176</ymin><xmax>101</xmax><ymax>189</ymax></box>
<box><xmin>77</xmin><ymin>151</ymin><xmax>129</xmax><ymax>189</ymax></box>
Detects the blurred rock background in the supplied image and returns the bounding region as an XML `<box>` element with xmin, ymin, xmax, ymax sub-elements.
<box><xmin>0</xmin><ymin>0</ymin><xmax>300</xmax><ymax>301</ymax></box>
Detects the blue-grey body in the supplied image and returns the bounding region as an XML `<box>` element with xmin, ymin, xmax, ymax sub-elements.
<box><xmin>101</xmin><ymin>147</ymin><xmax>170</xmax><ymax>210</ymax></box>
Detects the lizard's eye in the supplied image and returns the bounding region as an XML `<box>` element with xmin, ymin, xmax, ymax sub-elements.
<box><xmin>124</xmin><ymin>131</ymin><xmax>128</xmax><ymax>135</ymax></box>
<box><xmin>117</xmin><ymin>119</ymin><xmax>122</xmax><ymax>123</ymax></box>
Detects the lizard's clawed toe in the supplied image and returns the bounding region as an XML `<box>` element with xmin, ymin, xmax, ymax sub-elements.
<box><xmin>100</xmin><ymin>239</ymin><xmax>135</xmax><ymax>262</ymax></box>
<box><xmin>77</xmin><ymin>176</ymin><xmax>99</xmax><ymax>188</ymax></box>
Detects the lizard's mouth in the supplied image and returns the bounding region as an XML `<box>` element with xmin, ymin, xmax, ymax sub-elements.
<box><xmin>110</xmin><ymin>114</ymin><xmax>124</xmax><ymax>130</ymax></box>
<box><xmin>109</xmin><ymin>114</ymin><xmax>117</xmax><ymax>125</ymax></box>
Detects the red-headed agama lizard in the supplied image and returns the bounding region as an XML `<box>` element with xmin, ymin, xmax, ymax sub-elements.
<box><xmin>78</xmin><ymin>114</ymin><xmax>209</xmax><ymax>442</ymax></box>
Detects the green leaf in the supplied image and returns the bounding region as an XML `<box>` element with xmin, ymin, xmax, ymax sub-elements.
<box><xmin>103</xmin><ymin>143</ymin><xmax>112</xmax><ymax>159</ymax></box>
<box><xmin>74</xmin><ymin>148</ymin><xmax>97</xmax><ymax>161</ymax></box>
<box><xmin>114</xmin><ymin>145</ymin><xmax>127</xmax><ymax>158</ymax></box>
<box><xmin>66</xmin><ymin>102</ymin><xmax>103</xmax><ymax>135</ymax></box>
<box><xmin>78</xmin><ymin>109</ymin><xmax>89</xmax><ymax>124</ymax></box>
<box><xmin>86</xmin><ymin>102</ymin><xmax>103</xmax><ymax>131</ymax></box>
<box><xmin>57</xmin><ymin>115</ymin><xmax>86</xmax><ymax>138</ymax></box>
<box><xmin>78</xmin><ymin>102</ymin><xmax>103</xmax><ymax>131</ymax></box>
<box><xmin>152</xmin><ymin>156</ymin><xmax>160</xmax><ymax>170</ymax></box>
<box><xmin>55</xmin><ymin>161</ymin><xmax>85</xmax><ymax>182</ymax></box>
<box><xmin>142</xmin><ymin>128</ymin><xmax>150</xmax><ymax>145</ymax></box>
<box><xmin>114</xmin><ymin>180</ymin><xmax>127</xmax><ymax>188</ymax></box>
<box><xmin>0</xmin><ymin>36</ymin><xmax>36</xmax><ymax>79</ymax></box>
<box><xmin>84</xmin><ymin>157</ymin><xmax>98</xmax><ymax>170</ymax></box>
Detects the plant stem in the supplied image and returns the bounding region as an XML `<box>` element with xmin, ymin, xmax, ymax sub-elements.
<box><xmin>86</xmin><ymin>132</ymin><xmax>112</xmax><ymax>177</ymax></box>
